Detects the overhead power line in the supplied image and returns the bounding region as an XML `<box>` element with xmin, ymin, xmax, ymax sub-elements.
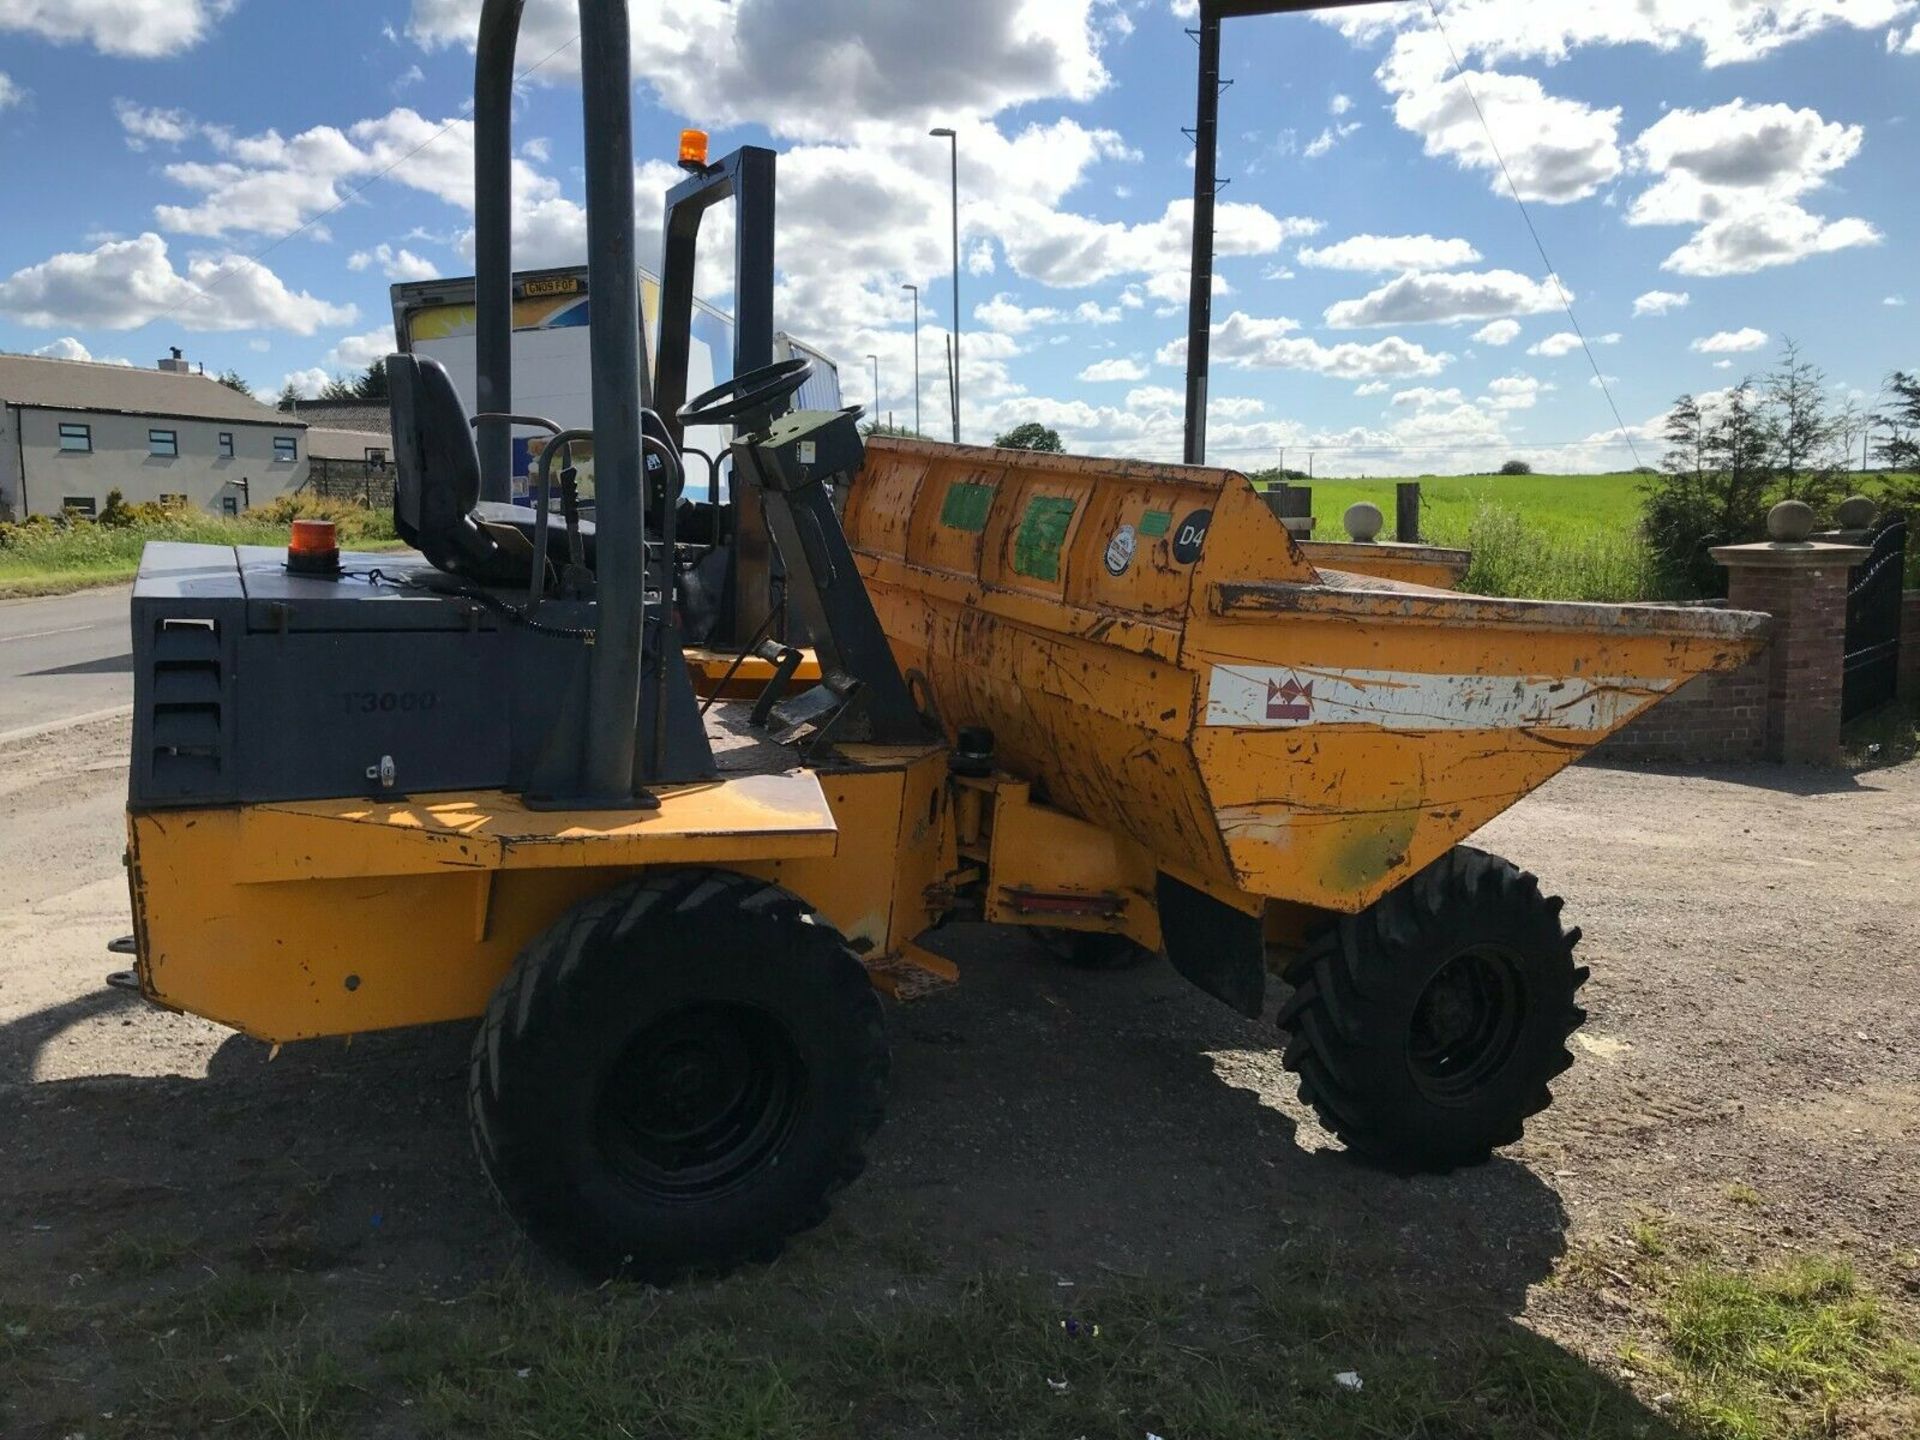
<box><xmin>1421</xmin><ymin>0</ymin><xmax>1643</xmax><ymax>469</ymax></box>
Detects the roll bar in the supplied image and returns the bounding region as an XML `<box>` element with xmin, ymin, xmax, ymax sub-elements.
<box><xmin>472</xmin><ymin>0</ymin><xmax>648</xmax><ymax>802</ymax></box>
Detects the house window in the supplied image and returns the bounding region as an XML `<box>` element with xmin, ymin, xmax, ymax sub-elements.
<box><xmin>63</xmin><ymin>496</ymin><xmax>97</xmax><ymax>518</ymax></box>
<box><xmin>158</xmin><ymin>493</ymin><xmax>188</xmax><ymax>508</ymax></box>
<box><xmin>366</xmin><ymin>447</ymin><xmax>387</xmax><ymax>468</ymax></box>
<box><xmin>149</xmin><ymin>428</ymin><xmax>178</xmax><ymax>458</ymax></box>
<box><xmin>218</xmin><ymin>432</ymin><xmax>234</xmax><ymax>458</ymax></box>
<box><xmin>274</xmin><ymin>436</ymin><xmax>298</xmax><ymax>463</ymax></box>
<box><xmin>58</xmin><ymin>422</ymin><xmax>92</xmax><ymax>453</ymax></box>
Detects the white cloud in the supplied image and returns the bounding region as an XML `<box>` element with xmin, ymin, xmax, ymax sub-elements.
<box><xmin>1212</xmin><ymin>396</ymin><xmax>1264</xmax><ymax>419</ymax></box>
<box><xmin>406</xmin><ymin>0</ymin><xmax>1115</xmax><ymax>141</ymax></box>
<box><xmin>1354</xmin><ymin>381</ymin><xmax>1391</xmax><ymax>397</ymax></box>
<box><xmin>1713</xmin><ymin>359</ymin><xmax>1735</xmax><ymax>370</ymax></box>
<box><xmin>1528</xmin><ymin>330</ymin><xmax>1619</xmax><ymax>357</ymax></box>
<box><xmin>1632</xmin><ymin>289</ymin><xmax>1690</xmax><ymax>317</ymax></box>
<box><xmin>113</xmin><ymin>98</ymin><xmax>196</xmax><ymax>149</ymax></box>
<box><xmin>325</xmin><ymin>327</ymin><xmax>399</xmax><ymax>371</ymax></box>
<box><xmin>1691</xmin><ymin>327</ymin><xmax>1769</xmax><ymax>354</ymax></box>
<box><xmin>1888</xmin><ymin>295</ymin><xmax>1910</xmax><ymax>307</ymax></box>
<box><xmin>967</xmin><ymin>239</ymin><xmax>996</xmax><ymax>275</ymax></box>
<box><xmin>1328</xmin><ymin>1</ymin><xmax>1913</xmax><ymax>224</ymax></box>
<box><xmin>1079</xmin><ymin>357</ymin><xmax>1147</xmax><ymax>382</ymax></box>
<box><xmin>974</xmin><ymin>293</ymin><xmax>1059</xmax><ymax>334</ymax></box>
<box><xmin>521</xmin><ymin>136</ymin><xmax>551</xmax><ymax>163</ymax></box>
<box><xmin>1627</xmin><ymin>100</ymin><xmax>1881</xmax><ymax>276</ymax></box>
<box><xmin>1159</xmin><ymin>312</ymin><xmax>1451</xmax><ymax>380</ymax></box>
<box><xmin>1297</xmin><ymin>234</ymin><xmax>1483</xmax><ymax>272</ymax></box>
<box><xmin>151</xmin><ymin>107</ymin><xmax>561</xmax><ymax>238</ymax></box>
<box><xmin>348</xmin><ymin>243</ymin><xmax>440</xmax><ymax>282</ymax></box>
<box><xmin>1329</xmin><ymin>93</ymin><xmax>1353</xmax><ymax>117</ymax></box>
<box><xmin>1391</xmin><ymin>386</ymin><xmax>1465</xmax><ymax>409</ymax></box>
<box><xmin>0</xmin><ymin>0</ymin><xmax>234</xmax><ymax>58</ymax></box>
<box><xmin>1661</xmin><ymin>209</ymin><xmax>1881</xmax><ymax>278</ymax></box>
<box><xmin>0</xmin><ymin>72</ymin><xmax>23</xmax><ymax>111</ymax></box>
<box><xmin>1472</xmin><ymin>318</ymin><xmax>1521</xmax><ymax>346</ymax></box>
<box><xmin>30</xmin><ymin>337</ymin><xmax>91</xmax><ymax>361</ymax></box>
<box><xmin>0</xmin><ymin>232</ymin><xmax>357</xmax><ymax>334</ymax></box>
<box><xmin>1390</xmin><ymin>71</ymin><xmax>1623</xmax><ymax>204</ymax></box>
<box><xmin>995</xmin><ymin>194</ymin><xmax>1317</xmax><ymax>293</ymax></box>
<box><xmin>1893</xmin><ymin>23</ymin><xmax>1920</xmax><ymax>52</ymax></box>
<box><xmin>1324</xmin><ymin>269</ymin><xmax>1565</xmax><ymax>329</ymax></box>
<box><xmin>1485</xmin><ymin>374</ymin><xmax>1544</xmax><ymax>410</ymax></box>
<box><xmin>280</xmin><ymin>366</ymin><xmax>333</xmax><ymax>400</ymax></box>
<box><xmin>1303</xmin><ymin>121</ymin><xmax>1362</xmax><ymax>159</ymax></box>
<box><xmin>1072</xmin><ymin>301</ymin><xmax>1121</xmax><ymax>324</ymax></box>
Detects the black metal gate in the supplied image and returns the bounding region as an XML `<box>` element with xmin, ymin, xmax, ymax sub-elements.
<box><xmin>1843</xmin><ymin>514</ymin><xmax>1908</xmax><ymax>721</ymax></box>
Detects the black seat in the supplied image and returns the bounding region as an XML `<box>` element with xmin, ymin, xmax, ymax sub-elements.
<box><xmin>389</xmin><ymin>353</ymin><xmax>529</xmax><ymax>584</ymax></box>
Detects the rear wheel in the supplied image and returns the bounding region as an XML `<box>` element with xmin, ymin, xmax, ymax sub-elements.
<box><xmin>470</xmin><ymin>869</ymin><xmax>887</xmax><ymax>1280</ymax></box>
<box><xmin>1276</xmin><ymin>847</ymin><xmax>1585</xmax><ymax>1173</ymax></box>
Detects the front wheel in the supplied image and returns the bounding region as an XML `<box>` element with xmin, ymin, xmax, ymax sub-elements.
<box><xmin>470</xmin><ymin>870</ymin><xmax>888</xmax><ymax>1280</ymax></box>
<box><xmin>1276</xmin><ymin>846</ymin><xmax>1586</xmax><ymax>1173</ymax></box>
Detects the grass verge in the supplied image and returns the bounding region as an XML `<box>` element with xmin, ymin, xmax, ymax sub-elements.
<box><xmin>0</xmin><ymin>497</ymin><xmax>401</xmax><ymax>598</ymax></box>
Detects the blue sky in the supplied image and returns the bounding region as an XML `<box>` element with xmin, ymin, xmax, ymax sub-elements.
<box><xmin>0</xmin><ymin>0</ymin><xmax>1914</xmax><ymax>474</ymax></box>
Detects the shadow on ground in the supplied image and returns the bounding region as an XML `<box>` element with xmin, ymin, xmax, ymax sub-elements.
<box><xmin>0</xmin><ymin>925</ymin><xmax>1685</xmax><ymax>1438</ymax></box>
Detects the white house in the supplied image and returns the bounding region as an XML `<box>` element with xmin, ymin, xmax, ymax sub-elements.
<box><xmin>0</xmin><ymin>351</ymin><xmax>310</xmax><ymax>521</ymax></box>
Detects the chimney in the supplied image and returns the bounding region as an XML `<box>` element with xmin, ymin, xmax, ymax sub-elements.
<box><xmin>157</xmin><ymin>346</ymin><xmax>190</xmax><ymax>374</ymax></box>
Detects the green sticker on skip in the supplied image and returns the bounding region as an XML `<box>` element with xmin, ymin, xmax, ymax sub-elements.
<box><xmin>1138</xmin><ymin>509</ymin><xmax>1172</xmax><ymax>537</ymax></box>
<box><xmin>939</xmin><ymin>480</ymin><xmax>994</xmax><ymax>533</ymax></box>
<box><xmin>1012</xmin><ymin>496</ymin><xmax>1077</xmax><ymax>581</ymax></box>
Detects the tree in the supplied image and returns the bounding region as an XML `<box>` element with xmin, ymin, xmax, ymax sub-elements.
<box><xmin>1764</xmin><ymin>339</ymin><xmax>1845</xmax><ymax>507</ymax></box>
<box><xmin>1642</xmin><ymin>384</ymin><xmax>1774</xmax><ymax>598</ymax></box>
<box><xmin>277</xmin><ymin>382</ymin><xmax>303</xmax><ymax>410</ymax></box>
<box><xmin>1498</xmin><ymin>459</ymin><xmax>1533</xmax><ymax>476</ymax></box>
<box><xmin>353</xmin><ymin>358</ymin><xmax>388</xmax><ymax>401</ymax></box>
<box><xmin>1878</xmin><ymin>371</ymin><xmax>1920</xmax><ymax>473</ymax></box>
<box><xmin>993</xmin><ymin>422</ymin><xmax>1064</xmax><ymax>453</ymax></box>
<box><xmin>216</xmin><ymin>369</ymin><xmax>253</xmax><ymax>398</ymax></box>
<box><xmin>320</xmin><ymin>374</ymin><xmax>359</xmax><ymax>401</ymax></box>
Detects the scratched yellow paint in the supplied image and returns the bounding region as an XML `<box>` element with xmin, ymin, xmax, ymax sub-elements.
<box><xmin>849</xmin><ymin>437</ymin><xmax>1770</xmax><ymax>913</ymax></box>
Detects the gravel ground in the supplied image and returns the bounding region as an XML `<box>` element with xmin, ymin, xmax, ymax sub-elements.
<box><xmin>1</xmin><ymin>714</ymin><xmax>1915</xmax><ymax>1427</ymax></box>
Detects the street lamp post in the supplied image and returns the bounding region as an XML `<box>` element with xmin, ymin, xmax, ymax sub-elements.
<box><xmin>866</xmin><ymin>352</ymin><xmax>880</xmax><ymax>427</ymax></box>
<box><xmin>901</xmin><ymin>282</ymin><xmax>921</xmax><ymax>436</ymax></box>
<box><xmin>930</xmin><ymin>126</ymin><xmax>960</xmax><ymax>442</ymax></box>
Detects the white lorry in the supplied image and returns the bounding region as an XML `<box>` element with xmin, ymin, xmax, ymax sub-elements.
<box><xmin>389</xmin><ymin>264</ymin><xmax>841</xmax><ymax>499</ymax></box>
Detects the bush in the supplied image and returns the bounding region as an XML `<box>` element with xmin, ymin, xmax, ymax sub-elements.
<box><xmin>1498</xmin><ymin>459</ymin><xmax>1533</xmax><ymax>476</ymax></box>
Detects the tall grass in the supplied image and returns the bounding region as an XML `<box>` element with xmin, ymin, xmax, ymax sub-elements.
<box><xmin>0</xmin><ymin>498</ymin><xmax>398</xmax><ymax>596</ymax></box>
<box><xmin>1440</xmin><ymin>501</ymin><xmax>1669</xmax><ymax>603</ymax></box>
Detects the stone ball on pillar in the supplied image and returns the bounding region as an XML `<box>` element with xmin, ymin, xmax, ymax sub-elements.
<box><xmin>1834</xmin><ymin>494</ymin><xmax>1877</xmax><ymax>530</ymax></box>
<box><xmin>1343</xmin><ymin>501</ymin><xmax>1384</xmax><ymax>542</ymax></box>
<box><xmin>1766</xmin><ymin>500</ymin><xmax>1816</xmax><ymax>544</ymax></box>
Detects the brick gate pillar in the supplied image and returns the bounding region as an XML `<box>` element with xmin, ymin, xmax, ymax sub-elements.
<box><xmin>1713</xmin><ymin>507</ymin><xmax>1867</xmax><ymax>766</ymax></box>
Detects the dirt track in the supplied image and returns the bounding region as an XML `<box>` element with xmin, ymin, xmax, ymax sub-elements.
<box><xmin>1</xmin><ymin>714</ymin><xmax>1916</xmax><ymax>1433</ymax></box>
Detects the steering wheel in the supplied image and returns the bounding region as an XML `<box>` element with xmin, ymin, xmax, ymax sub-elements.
<box><xmin>677</xmin><ymin>356</ymin><xmax>814</xmax><ymax>430</ymax></box>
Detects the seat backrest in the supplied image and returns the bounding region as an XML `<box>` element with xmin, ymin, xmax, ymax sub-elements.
<box><xmin>387</xmin><ymin>353</ymin><xmax>497</xmax><ymax>575</ymax></box>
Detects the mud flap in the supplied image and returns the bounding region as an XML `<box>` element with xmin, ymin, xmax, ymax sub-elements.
<box><xmin>1155</xmin><ymin>872</ymin><xmax>1264</xmax><ymax>1018</ymax></box>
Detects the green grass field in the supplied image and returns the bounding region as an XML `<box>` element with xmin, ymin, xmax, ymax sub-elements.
<box><xmin>1272</xmin><ymin>472</ymin><xmax>1918</xmax><ymax>602</ymax></box>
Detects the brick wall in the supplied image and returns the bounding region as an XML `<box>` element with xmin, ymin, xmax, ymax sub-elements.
<box><xmin>1903</xmin><ymin>591</ymin><xmax>1920</xmax><ymax>701</ymax></box>
<box><xmin>1592</xmin><ymin>654</ymin><xmax>1770</xmax><ymax>764</ymax></box>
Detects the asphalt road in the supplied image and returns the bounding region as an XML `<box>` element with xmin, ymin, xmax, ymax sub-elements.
<box><xmin>0</xmin><ymin>586</ymin><xmax>132</xmax><ymax>738</ymax></box>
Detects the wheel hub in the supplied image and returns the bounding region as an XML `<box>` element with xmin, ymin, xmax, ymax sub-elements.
<box><xmin>1407</xmin><ymin>946</ymin><xmax>1525</xmax><ymax>1104</ymax></box>
<box><xmin>597</xmin><ymin>1003</ymin><xmax>805</xmax><ymax>1201</ymax></box>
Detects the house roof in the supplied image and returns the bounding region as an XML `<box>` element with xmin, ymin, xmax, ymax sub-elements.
<box><xmin>278</xmin><ymin>398</ymin><xmax>392</xmax><ymax>434</ymax></box>
<box><xmin>306</xmin><ymin>428</ymin><xmax>394</xmax><ymax>462</ymax></box>
<box><xmin>0</xmin><ymin>353</ymin><xmax>304</xmax><ymax>427</ymax></box>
